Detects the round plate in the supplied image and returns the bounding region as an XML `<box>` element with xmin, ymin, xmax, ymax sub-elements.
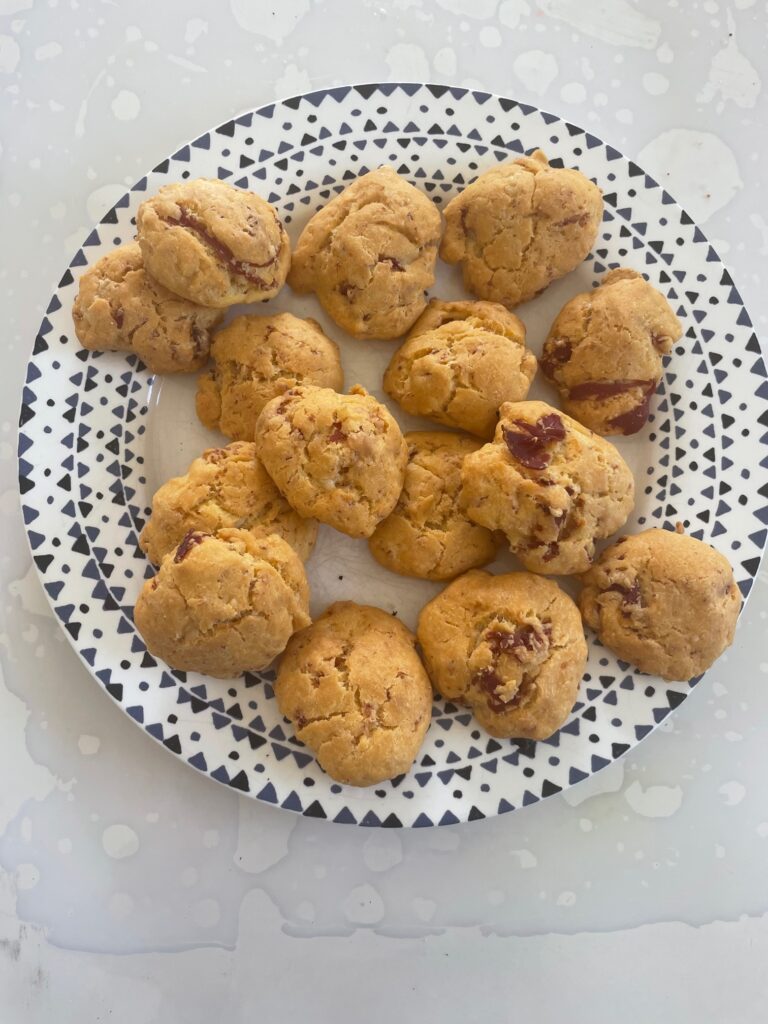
<box><xmin>18</xmin><ymin>84</ymin><xmax>768</xmax><ymax>827</ymax></box>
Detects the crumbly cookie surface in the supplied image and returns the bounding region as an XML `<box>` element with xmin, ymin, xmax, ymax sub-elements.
<box><xmin>276</xmin><ymin>602</ymin><xmax>433</xmax><ymax>786</ymax></box>
<box><xmin>540</xmin><ymin>269</ymin><xmax>682</xmax><ymax>435</ymax></box>
<box><xmin>136</xmin><ymin>178</ymin><xmax>290</xmax><ymax>307</ymax></box>
<box><xmin>134</xmin><ymin>529</ymin><xmax>311</xmax><ymax>679</ymax></box>
<box><xmin>383</xmin><ymin>299</ymin><xmax>537</xmax><ymax>438</ymax></box>
<box><xmin>579</xmin><ymin>528</ymin><xmax>741</xmax><ymax>681</ymax></box>
<box><xmin>255</xmin><ymin>385</ymin><xmax>408</xmax><ymax>539</ymax></box>
<box><xmin>440</xmin><ymin>150</ymin><xmax>603</xmax><ymax>307</ymax></box>
<box><xmin>72</xmin><ymin>242</ymin><xmax>223</xmax><ymax>373</ymax></box>
<box><xmin>417</xmin><ymin>570</ymin><xmax>587</xmax><ymax>739</ymax></box>
<box><xmin>287</xmin><ymin>166</ymin><xmax>442</xmax><ymax>339</ymax></box>
<box><xmin>368</xmin><ymin>431</ymin><xmax>498</xmax><ymax>580</ymax></box>
<box><xmin>196</xmin><ymin>312</ymin><xmax>344</xmax><ymax>441</ymax></box>
<box><xmin>460</xmin><ymin>400</ymin><xmax>634</xmax><ymax>574</ymax></box>
<box><xmin>139</xmin><ymin>441</ymin><xmax>317</xmax><ymax>565</ymax></box>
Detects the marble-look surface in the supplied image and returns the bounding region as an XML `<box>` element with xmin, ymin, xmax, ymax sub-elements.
<box><xmin>0</xmin><ymin>1</ymin><xmax>766</xmax><ymax>1020</ymax></box>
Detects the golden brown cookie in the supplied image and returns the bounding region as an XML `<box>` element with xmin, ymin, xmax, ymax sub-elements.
<box><xmin>276</xmin><ymin>602</ymin><xmax>433</xmax><ymax>786</ymax></box>
<box><xmin>136</xmin><ymin>178</ymin><xmax>290</xmax><ymax>308</ymax></box>
<box><xmin>540</xmin><ymin>269</ymin><xmax>683</xmax><ymax>435</ymax></box>
<box><xmin>255</xmin><ymin>385</ymin><xmax>408</xmax><ymax>539</ymax></box>
<box><xmin>440</xmin><ymin>150</ymin><xmax>603</xmax><ymax>307</ymax></box>
<box><xmin>72</xmin><ymin>242</ymin><xmax>223</xmax><ymax>373</ymax></box>
<box><xmin>287</xmin><ymin>165</ymin><xmax>442</xmax><ymax>339</ymax></box>
<box><xmin>417</xmin><ymin>570</ymin><xmax>587</xmax><ymax>740</ymax></box>
<box><xmin>195</xmin><ymin>312</ymin><xmax>344</xmax><ymax>441</ymax></box>
<box><xmin>139</xmin><ymin>441</ymin><xmax>317</xmax><ymax>565</ymax></box>
<box><xmin>134</xmin><ymin>529</ymin><xmax>311</xmax><ymax>678</ymax></box>
<box><xmin>383</xmin><ymin>298</ymin><xmax>537</xmax><ymax>438</ymax></box>
<box><xmin>579</xmin><ymin>528</ymin><xmax>741</xmax><ymax>681</ymax></box>
<box><xmin>368</xmin><ymin>431</ymin><xmax>498</xmax><ymax>580</ymax></box>
<box><xmin>460</xmin><ymin>400</ymin><xmax>634</xmax><ymax>575</ymax></box>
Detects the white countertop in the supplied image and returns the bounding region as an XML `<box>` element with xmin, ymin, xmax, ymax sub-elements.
<box><xmin>1</xmin><ymin>1</ymin><xmax>766</xmax><ymax>1020</ymax></box>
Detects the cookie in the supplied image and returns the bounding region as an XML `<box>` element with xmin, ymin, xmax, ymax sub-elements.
<box><xmin>136</xmin><ymin>178</ymin><xmax>290</xmax><ymax>308</ymax></box>
<box><xmin>287</xmin><ymin>165</ymin><xmax>442</xmax><ymax>339</ymax></box>
<box><xmin>440</xmin><ymin>150</ymin><xmax>603</xmax><ymax>307</ymax></box>
<box><xmin>196</xmin><ymin>312</ymin><xmax>344</xmax><ymax>441</ymax></box>
<box><xmin>417</xmin><ymin>570</ymin><xmax>587</xmax><ymax>740</ymax></box>
<box><xmin>579</xmin><ymin>528</ymin><xmax>741</xmax><ymax>681</ymax></box>
<box><xmin>72</xmin><ymin>242</ymin><xmax>223</xmax><ymax>373</ymax></box>
<box><xmin>460</xmin><ymin>400</ymin><xmax>634</xmax><ymax>574</ymax></box>
<box><xmin>134</xmin><ymin>529</ymin><xmax>311</xmax><ymax>679</ymax></box>
<box><xmin>255</xmin><ymin>385</ymin><xmax>408</xmax><ymax>539</ymax></box>
<box><xmin>368</xmin><ymin>431</ymin><xmax>498</xmax><ymax>580</ymax></box>
<box><xmin>383</xmin><ymin>298</ymin><xmax>537</xmax><ymax>438</ymax></box>
<box><xmin>540</xmin><ymin>269</ymin><xmax>683</xmax><ymax>435</ymax></box>
<box><xmin>139</xmin><ymin>441</ymin><xmax>317</xmax><ymax>565</ymax></box>
<box><xmin>276</xmin><ymin>602</ymin><xmax>433</xmax><ymax>786</ymax></box>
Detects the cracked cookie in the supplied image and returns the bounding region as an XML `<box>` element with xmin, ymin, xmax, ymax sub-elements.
<box><xmin>540</xmin><ymin>268</ymin><xmax>682</xmax><ymax>435</ymax></box>
<box><xmin>139</xmin><ymin>441</ymin><xmax>317</xmax><ymax>565</ymax></box>
<box><xmin>460</xmin><ymin>400</ymin><xmax>634</xmax><ymax>575</ymax></box>
<box><xmin>134</xmin><ymin>528</ymin><xmax>311</xmax><ymax>678</ymax></box>
<box><xmin>72</xmin><ymin>242</ymin><xmax>223</xmax><ymax>373</ymax></box>
<box><xmin>579</xmin><ymin>528</ymin><xmax>741</xmax><ymax>680</ymax></box>
<box><xmin>136</xmin><ymin>178</ymin><xmax>290</xmax><ymax>308</ymax></box>
<box><xmin>255</xmin><ymin>384</ymin><xmax>408</xmax><ymax>539</ymax></box>
<box><xmin>440</xmin><ymin>149</ymin><xmax>603</xmax><ymax>307</ymax></box>
<box><xmin>276</xmin><ymin>602</ymin><xmax>433</xmax><ymax>786</ymax></box>
<box><xmin>368</xmin><ymin>431</ymin><xmax>498</xmax><ymax>581</ymax></box>
<box><xmin>417</xmin><ymin>570</ymin><xmax>587</xmax><ymax>739</ymax></box>
<box><xmin>383</xmin><ymin>298</ymin><xmax>537</xmax><ymax>438</ymax></box>
<box><xmin>287</xmin><ymin>165</ymin><xmax>442</xmax><ymax>339</ymax></box>
<box><xmin>195</xmin><ymin>312</ymin><xmax>344</xmax><ymax>441</ymax></box>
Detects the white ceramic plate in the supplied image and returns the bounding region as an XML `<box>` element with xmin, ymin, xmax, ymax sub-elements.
<box><xmin>18</xmin><ymin>83</ymin><xmax>768</xmax><ymax>826</ymax></box>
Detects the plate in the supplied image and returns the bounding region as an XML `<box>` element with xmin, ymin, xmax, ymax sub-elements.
<box><xmin>18</xmin><ymin>83</ymin><xmax>768</xmax><ymax>827</ymax></box>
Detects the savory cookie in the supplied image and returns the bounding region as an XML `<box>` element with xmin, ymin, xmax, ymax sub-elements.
<box><xmin>461</xmin><ymin>400</ymin><xmax>634</xmax><ymax>575</ymax></box>
<box><xmin>368</xmin><ymin>431</ymin><xmax>498</xmax><ymax>580</ymax></box>
<box><xmin>195</xmin><ymin>312</ymin><xmax>344</xmax><ymax>441</ymax></box>
<box><xmin>417</xmin><ymin>570</ymin><xmax>587</xmax><ymax>740</ymax></box>
<box><xmin>136</xmin><ymin>178</ymin><xmax>290</xmax><ymax>307</ymax></box>
<box><xmin>383</xmin><ymin>299</ymin><xmax>537</xmax><ymax>438</ymax></box>
<box><xmin>139</xmin><ymin>441</ymin><xmax>317</xmax><ymax>565</ymax></box>
<box><xmin>287</xmin><ymin>165</ymin><xmax>442</xmax><ymax>339</ymax></box>
<box><xmin>579</xmin><ymin>528</ymin><xmax>741</xmax><ymax>681</ymax></box>
<box><xmin>255</xmin><ymin>385</ymin><xmax>408</xmax><ymax>539</ymax></box>
<box><xmin>276</xmin><ymin>602</ymin><xmax>433</xmax><ymax>786</ymax></box>
<box><xmin>134</xmin><ymin>529</ymin><xmax>310</xmax><ymax>679</ymax></box>
<box><xmin>540</xmin><ymin>268</ymin><xmax>683</xmax><ymax>435</ymax></box>
<box><xmin>72</xmin><ymin>242</ymin><xmax>223</xmax><ymax>373</ymax></box>
<box><xmin>440</xmin><ymin>150</ymin><xmax>603</xmax><ymax>307</ymax></box>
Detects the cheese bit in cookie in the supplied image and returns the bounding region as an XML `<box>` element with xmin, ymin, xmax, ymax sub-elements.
<box><xmin>136</xmin><ymin>178</ymin><xmax>290</xmax><ymax>307</ymax></box>
<box><xmin>460</xmin><ymin>399</ymin><xmax>634</xmax><ymax>575</ymax></box>
<box><xmin>288</xmin><ymin>165</ymin><xmax>442</xmax><ymax>339</ymax></box>
<box><xmin>440</xmin><ymin>149</ymin><xmax>603</xmax><ymax>307</ymax></box>
<box><xmin>72</xmin><ymin>242</ymin><xmax>223</xmax><ymax>373</ymax></box>
<box><xmin>540</xmin><ymin>268</ymin><xmax>683</xmax><ymax>435</ymax></box>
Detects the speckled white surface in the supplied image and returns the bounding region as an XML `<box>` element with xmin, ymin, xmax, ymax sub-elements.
<box><xmin>1</xmin><ymin>1</ymin><xmax>767</xmax><ymax>1020</ymax></box>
